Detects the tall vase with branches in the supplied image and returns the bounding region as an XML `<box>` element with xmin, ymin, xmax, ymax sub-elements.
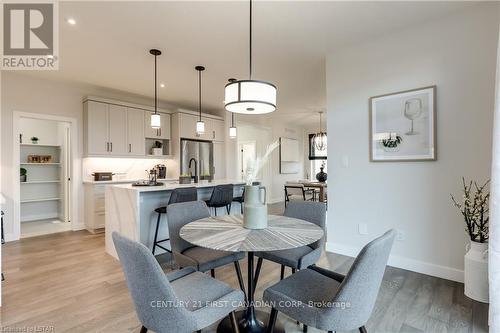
<box><xmin>451</xmin><ymin>177</ymin><xmax>489</xmax><ymax>303</ymax></box>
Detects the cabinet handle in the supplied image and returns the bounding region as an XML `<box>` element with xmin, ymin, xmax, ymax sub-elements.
<box><xmin>106</xmin><ymin>142</ymin><xmax>109</xmax><ymax>152</ymax></box>
<box><xmin>213</xmin><ymin>130</ymin><xmax>215</xmax><ymax>139</ymax></box>
<box><xmin>159</xmin><ymin>128</ymin><xmax>162</xmax><ymax>137</ymax></box>
<box><xmin>129</xmin><ymin>144</ymin><xmax>132</xmax><ymax>153</ymax></box>
<box><xmin>110</xmin><ymin>142</ymin><xmax>113</xmax><ymax>152</ymax></box>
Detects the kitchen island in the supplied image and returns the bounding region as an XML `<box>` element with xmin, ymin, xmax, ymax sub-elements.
<box><xmin>105</xmin><ymin>179</ymin><xmax>245</xmax><ymax>259</ymax></box>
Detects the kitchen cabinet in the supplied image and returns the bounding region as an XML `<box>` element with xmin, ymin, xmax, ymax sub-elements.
<box><xmin>127</xmin><ymin>108</ymin><xmax>145</xmax><ymax>155</ymax></box>
<box><xmin>108</xmin><ymin>104</ymin><xmax>128</xmax><ymax>155</ymax></box>
<box><xmin>178</xmin><ymin>113</ymin><xmax>225</xmax><ymax>142</ymax></box>
<box><xmin>144</xmin><ymin>112</ymin><xmax>171</xmax><ymax>139</ymax></box>
<box><xmin>85</xmin><ymin>101</ymin><xmax>108</xmax><ymax>155</ymax></box>
<box><xmin>84</xmin><ymin>183</ymin><xmax>105</xmax><ymax>233</ymax></box>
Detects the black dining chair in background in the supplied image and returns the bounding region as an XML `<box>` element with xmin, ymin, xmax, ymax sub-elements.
<box><xmin>152</xmin><ymin>187</ymin><xmax>197</xmax><ymax>255</ymax></box>
<box><xmin>206</xmin><ymin>184</ymin><xmax>234</xmax><ymax>216</ymax></box>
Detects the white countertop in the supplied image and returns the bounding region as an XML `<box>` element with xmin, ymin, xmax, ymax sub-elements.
<box><xmin>83</xmin><ymin>178</ymin><xmax>177</xmax><ymax>185</ymax></box>
<box><xmin>112</xmin><ymin>179</ymin><xmax>245</xmax><ymax>192</ymax></box>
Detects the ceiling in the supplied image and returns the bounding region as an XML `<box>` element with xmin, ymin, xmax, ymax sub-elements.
<box><xmin>24</xmin><ymin>1</ymin><xmax>475</xmax><ymax>127</ymax></box>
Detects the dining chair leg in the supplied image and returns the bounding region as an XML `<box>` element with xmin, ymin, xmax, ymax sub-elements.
<box><xmin>302</xmin><ymin>324</ymin><xmax>308</xmax><ymax>332</ymax></box>
<box><xmin>359</xmin><ymin>326</ymin><xmax>367</xmax><ymax>333</ymax></box>
<box><xmin>226</xmin><ymin>204</ymin><xmax>230</xmax><ymax>214</ymax></box>
<box><xmin>234</xmin><ymin>261</ymin><xmax>247</xmax><ymax>300</ymax></box>
<box><xmin>240</xmin><ymin>202</ymin><xmax>243</xmax><ymax>214</ymax></box>
<box><xmin>254</xmin><ymin>257</ymin><xmax>263</xmax><ymax>289</ymax></box>
<box><xmin>139</xmin><ymin>326</ymin><xmax>148</xmax><ymax>333</ymax></box>
<box><xmin>292</xmin><ymin>268</ymin><xmax>296</xmax><ymax>274</ymax></box>
<box><xmin>214</xmin><ymin>207</ymin><xmax>217</xmax><ymax>216</ymax></box>
<box><xmin>229</xmin><ymin>311</ymin><xmax>240</xmax><ymax>333</ymax></box>
<box><xmin>266</xmin><ymin>308</ymin><xmax>278</xmax><ymax>333</ymax></box>
<box><xmin>280</xmin><ymin>265</ymin><xmax>285</xmax><ymax>280</ymax></box>
<box><xmin>211</xmin><ymin>269</ymin><xmax>215</xmax><ymax>278</ymax></box>
<box><xmin>151</xmin><ymin>213</ymin><xmax>162</xmax><ymax>255</ymax></box>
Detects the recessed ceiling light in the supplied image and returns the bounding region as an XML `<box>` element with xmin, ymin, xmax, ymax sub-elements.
<box><xmin>160</xmin><ymin>83</ymin><xmax>165</xmax><ymax>88</ymax></box>
<box><xmin>67</xmin><ymin>18</ymin><xmax>76</xmax><ymax>25</ymax></box>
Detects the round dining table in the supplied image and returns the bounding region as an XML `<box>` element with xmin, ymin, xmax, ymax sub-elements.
<box><xmin>180</xmin><ymin>214</ymin><xmax>324</xmax><ymax>333</ymax></box>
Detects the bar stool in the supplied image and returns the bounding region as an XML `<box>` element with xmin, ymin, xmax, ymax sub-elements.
<box><xmin>152</xmin><ymin>187</ymin><xmax>197</xmax><ymax>255</ymax></box>
<box><xmin>205</xmin><ymin>184</ymin><xmax>234</xmax><ymax>216</ymax></box>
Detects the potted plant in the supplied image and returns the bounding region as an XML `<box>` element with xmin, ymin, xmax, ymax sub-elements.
<box><xmin>31</xmin><ymin>137</ymin><xmax>39</xmax><ymax>144</ymax></box>
<box><xmin>451</xmin><ymin>178</ymin><xmax>489</xmax><ymax>303</ymax></box>
<box><xmin>179</xmin><ymin>173</ymin><xmax>191</xmax><ymax>184</ymax></box>
<box><xmin>151</xmin><ymin>141</ymin><xmax>163</xmax><ymax>156</ymax></box>
<box><xmin>20</xmin><ymin>168</ymin><xmax>27</xmax><ymax>182</ymax></box>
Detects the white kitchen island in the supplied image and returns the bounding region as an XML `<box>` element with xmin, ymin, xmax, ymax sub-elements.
<box><xmin>105</xmin><ymin>179</ymin><xmax>245</xmax><ymax>259</ymax></box>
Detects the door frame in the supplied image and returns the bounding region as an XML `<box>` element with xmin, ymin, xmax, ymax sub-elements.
<box><xmin>12</xmin><ymin>112</ymin><xmax>78</xmax><ymax>240</ymax></box>
<box><xmin>237</xmin><ymin>140</ymin><xmax>257</xmax><ymax>181</ymax></box>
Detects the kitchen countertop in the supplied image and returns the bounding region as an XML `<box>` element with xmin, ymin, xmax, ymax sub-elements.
<box><xmin>83</xmin><ymin>178</ymin><xmax>177</xmax><ymax>185</ymax></box>
<box><xmin>111</xmin><ymin>179</ymin><xmax>245</xmax><ymax>192</ymax></box>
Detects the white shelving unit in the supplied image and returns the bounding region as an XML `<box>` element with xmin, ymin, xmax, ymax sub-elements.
<box><xmin>20</xmin><ymin>144</ymin><xmax>63</xmax><ymax>222</ymax></box>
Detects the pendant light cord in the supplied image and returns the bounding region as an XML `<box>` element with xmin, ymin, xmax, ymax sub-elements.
<box><xmin>231</xmin><ymin>111</ymin><xmax>235</xmax><ymax>127</ymax></box>
<box><xmin>249</xmin><ymin>0</ymin><xmax>252</xmax><ymax>79</ymax></box>
<box><xmin>154</xmin><ymin>54</ymin><xmax>157</xmax><ymax>115</ymax></box>
<box><xmin>198</xmin><ymin>69</ymin><xmax>202</xmax><ymax>121</ymax></box>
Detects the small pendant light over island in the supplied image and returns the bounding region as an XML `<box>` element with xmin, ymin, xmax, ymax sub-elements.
<box><xmin>149</xmin><ymin>49</ymin><xmax>161</xmax><ymax>129</ymax></box>
<box><xmin>195</xmin><ymin>66</ymin><xmax>205</xmax><ymax>135</ymax></box>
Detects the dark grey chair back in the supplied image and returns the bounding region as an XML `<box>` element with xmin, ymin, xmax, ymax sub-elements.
<box><xmin>166</xmin><ymin>201</ymin><xmax>210</xmax><ymax>254</ymax></box>
<box><xmin>112</xmin><ymin>232</ymin><xmax>193</xmax><ymax>332</ymax></box>
<box><xmin>168</xmin><ymin>187</ymin><xmax>198</xmax><ymax>205</ymax></box>
<box><xmin>207</xmin><ymin>184</ymin><xmax>234</xmax><ymax>207</ymax></box>
<box><xmin>331</xmin><ymin>229</ymin><xmax>396</xmax><ymax>328</ymax></box>
<box><xmin>284</xmin><ymin>201</ymin><xmax>326</xmax><ymax>250</ymax></box>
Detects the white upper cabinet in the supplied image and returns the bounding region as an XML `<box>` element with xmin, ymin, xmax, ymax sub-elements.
<box><xmin>108</xmin><ymin>104</ymin><xmax>128</xmax><ymax>155</ymax></box>
<box><xmin>85</xmin><ymin>101</ymin><xmax>108</xmax><ymax>155</ymax></box>
<box><xmin>144</xmin><ymin>112</ymin><xmax>171</xmax><ymax>139</ymax></box>
<box><xmin>127</xmin><ymin>108</ymin><xmax>145</xmax><ymax>155</ymax></box>
<box><xmin>177</xmin><ymin>113</ymin><xmax>225</xmax><ymax>142</ymax></box>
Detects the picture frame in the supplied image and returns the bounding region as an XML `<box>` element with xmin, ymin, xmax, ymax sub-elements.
<box><xmin>369</xmin><ymin>85</ymin><xmax>436</xmax><ymax>162</ymax></box>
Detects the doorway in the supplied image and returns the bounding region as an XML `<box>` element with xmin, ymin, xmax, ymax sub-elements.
<box><xmin>13</xmin><ymin>113</ymin><xmax>75</xmax><ymax>239</ymax></box>
<box><xmin>238</xmin><ymin>141</ymin><xmax>256</xmax><ymax>181</ymax></box>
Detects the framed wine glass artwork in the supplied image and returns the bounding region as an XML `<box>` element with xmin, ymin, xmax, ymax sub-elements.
<box><xmin>369</xmin><ymin>86</ymin><xmax>436</xmax><ymax>162</ymax></box>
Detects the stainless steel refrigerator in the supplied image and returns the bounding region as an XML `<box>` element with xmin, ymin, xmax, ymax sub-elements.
<box><xmin>180</xmin><ymin>139</ymin><xmax>214</xmax><ymax>181</ymax></box>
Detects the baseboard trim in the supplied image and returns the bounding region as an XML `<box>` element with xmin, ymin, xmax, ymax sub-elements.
<box><xmin>326</xmin><ymin>242</ymin><xmax>464</xmax><ymax>283</ymax></box>
<box><xmin>4</xmin><ymin>232</ymin><xmax>17</xmax><ymax>242</ymax></box>
<box><xmin>71</xmin><ymin>223</ymin><xmax>86</xmax><ymax>231</ymax></box>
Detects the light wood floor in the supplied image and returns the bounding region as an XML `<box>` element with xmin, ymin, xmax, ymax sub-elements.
<box><xmin>1</xmin><ymin>212</ymin><xmax>489</xmax><ymax>332</ymax></box>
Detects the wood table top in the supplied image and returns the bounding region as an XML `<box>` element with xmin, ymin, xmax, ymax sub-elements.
<box><xmin>180</xmin><ymin>214</ymin><xmax>324</xmax><ymax>252</ymax></box>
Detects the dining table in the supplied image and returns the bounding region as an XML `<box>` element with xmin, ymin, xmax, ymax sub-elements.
<box><xmin>301</xmin><ymin>181</ymin><xmax>327</xmax><ymax>202</ymax></box>
<box><xmin>180</xmin><ymin>214</ymin><xmax>324</xmax><ymax>333</ymax></box>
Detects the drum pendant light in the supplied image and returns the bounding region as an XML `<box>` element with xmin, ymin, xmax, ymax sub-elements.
<box><xmin>150</xmin><ymin>49</ymin><xmax>161</xmax><ymax>129</ymax></box>
<box><xmin>195</xmin><ymin>66</ymin><xmax>205</xmax><ymax>135</ymax></box>
<box><xmin>224</xmin><ymin>0</ymin><xmax>277</xmax><ymax>114</ymax></box>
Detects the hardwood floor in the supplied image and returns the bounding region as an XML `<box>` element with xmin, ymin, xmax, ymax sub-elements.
<box><xmin>1</xmin><ymin>218</ymin><xmax>489</xmax><ymax>332</ymax></box>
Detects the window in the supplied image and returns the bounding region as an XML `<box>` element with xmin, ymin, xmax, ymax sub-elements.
<box><xmin>308</xmin><ymin>134</ymin><xmax>327</xmax><ymax>160</ymax></box>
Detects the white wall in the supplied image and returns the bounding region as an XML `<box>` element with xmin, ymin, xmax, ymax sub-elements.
<box><xmin>234</xmin><ymin>118</ymin><xmax>306</xmax><ymax>203</ymax></box>
<box><xmin>326</xmin><ymin>4</ymin><xmax>499</xmax><ymax>282</ymax></box>
<box><xmin>1</xmin><ymin>72</ymin><xmax>176</xmax><ymax>240</ymax></box>
<box><xmin>19</xmin><ymin>118</ymin><xmax>60</xmax><ymax>146</ymax></box>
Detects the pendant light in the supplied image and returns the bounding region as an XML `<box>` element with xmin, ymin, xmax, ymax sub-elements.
<box><xmin>224</xmin><ymin>0</ymin><xmax>277</xmax><ymax>114</ymax></box>
<box><xmin>229</xmin><ymin>112</ymin><xmax>237</xmax><ymax>138</ymax></box>
<box><xmin>150</xmin><ymin>49</ymin><xmax>161</xmax><ymax>129</ymax></box>
<box><xmin>195</xmin><ymin>66</ymin><xmax>205</xmax><ymax>135</ymax></box>
<box><xmin>312</xmin><ymin>111</ymin><xmax>327</xmax><ymax>151</ymax></box>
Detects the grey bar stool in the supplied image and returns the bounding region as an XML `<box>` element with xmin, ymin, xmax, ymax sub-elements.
<box><xmin>152</xmin><ymin>187</ymin><xmax>197</xmax><ymax>255</ymax></box>
<box><xmin>205</xmin><ymin>184</ymin><xmax>234</xmax><ymax>216</ymax></box>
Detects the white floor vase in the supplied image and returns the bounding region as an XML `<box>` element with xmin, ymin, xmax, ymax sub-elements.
<box><xmin>464</xmin><ymin>241</ymin><xmax>489</xmax><ymax>303</ymax></box>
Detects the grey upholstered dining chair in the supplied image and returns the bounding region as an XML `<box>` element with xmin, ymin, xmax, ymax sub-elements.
<box><xmin>264</xmin><ymin>229</ymin><xmax>396</xmax><ymax>333</ymax></box>
<box><xmin>167</xmin><ymin>201</ymin><xmax>246</xmax><ymax>293</ymax></box>
<box><xmin>253</xmin><ymin>201</ymin><xmax>326</xmax><ymax>288</ymax></box>
<box><xmin>112</xmin><ymin>232</ymin><xmax>243</xmax><ymax>333</ymax></box>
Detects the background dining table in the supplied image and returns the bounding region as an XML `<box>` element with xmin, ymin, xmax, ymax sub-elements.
<box><xmin>180</xmin><ymin>214</ymin><xmax>324</xmax><ymax>333</ymax></box>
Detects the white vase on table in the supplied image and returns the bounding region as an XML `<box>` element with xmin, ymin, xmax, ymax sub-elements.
<box><xmin>243</xmin><ymin>185</ymin><xmax>268</xmax><ymax>229</ymax></box>
<box><xmin>464</xmin><ymin>240</ymin><xmax>489</xmax><ymax>303</ymax></box>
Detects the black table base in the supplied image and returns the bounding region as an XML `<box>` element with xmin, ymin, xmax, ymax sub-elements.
<box><xmin>217</xmin><ymin>252</ymin><xmax>284</xmax><ymax>333</ymax></box>
<box><xmin>217</xmin><ymin>309</ymin><xmax>285</xmax><ymax>333</ymax></box>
